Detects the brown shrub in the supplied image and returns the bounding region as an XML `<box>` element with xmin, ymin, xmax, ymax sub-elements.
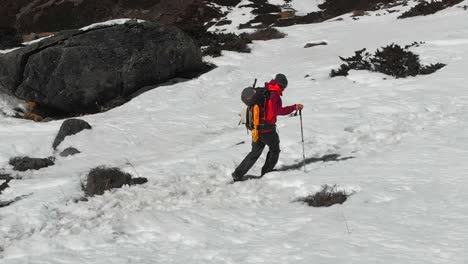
<box><xmin>279</xmin><ymin>10</ymin><xmax>296</xmax><ymax>20</ymax></box>
<box><xmin>351</xmin><ymin>10</ymin><xmax>369</xmax><ymax>17</ymax></box>
<box><xmin>398</xmin><ymin>0</ymin><xmax>464</xmax><ymax>19</ymax></box>
<box><xmin>84</xmin><ymin>166</ymin><xmax>147</xmax><ymax>196</ymax></box>
<box><xmin>330</xmin><ymin>44</ymin><xmax>446</xmax><ymax>78</ymax></box>
<box><xmin>243</xmin><ymin>28</ymin><xmax>286</xmax><ymax>41</ymax></box>
<box><xmin>296</xmin><ymin>185</ymin><xmax>350</xmax><ymax>207</ymax></box>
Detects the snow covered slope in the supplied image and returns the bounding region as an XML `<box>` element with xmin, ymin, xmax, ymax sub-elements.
<box><xmin>1</xmin><ymin>1</ymin><xmax>468</xmax><ymax>263</ymax></box>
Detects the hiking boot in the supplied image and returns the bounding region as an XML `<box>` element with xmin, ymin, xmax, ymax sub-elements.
<box><xmin>232</xmin><ymin>172</ymin><xmax>243</xmax><ymax>182</ymax></box>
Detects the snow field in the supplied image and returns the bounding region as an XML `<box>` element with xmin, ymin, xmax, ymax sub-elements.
<box><xmin>1</xmin><ymin>2</ymin><xmax>468</xmax><ymax>263</ymax></box>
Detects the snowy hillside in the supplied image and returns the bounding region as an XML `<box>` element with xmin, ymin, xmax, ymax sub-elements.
<box><xmin>1</xmin><ymin>1</ymin><xmax>468</xmax><ymax>263</ymax></box>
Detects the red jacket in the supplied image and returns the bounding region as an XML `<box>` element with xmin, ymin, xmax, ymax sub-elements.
<box><xmin>262</xmin><ymin>80</ymin><xmax>296</xmax><ymax>130</ymax></box>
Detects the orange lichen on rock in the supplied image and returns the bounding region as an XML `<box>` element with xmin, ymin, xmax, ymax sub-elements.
<box><xmin>24</xmin><ymin>101</ymin><xmax>43</xmax><ymax>121</ymax></box>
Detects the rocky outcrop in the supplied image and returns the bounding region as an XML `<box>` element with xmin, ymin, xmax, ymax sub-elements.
<box><xmin>0</xmin><ymin>0</ymin><xmax>31</xmax><ymax>29</ymax></box>
<box><xmin>0</xmin><ymin>27</ymin><xmax>23</xmax><ymax>49</ymax></box>
<box><xmin>1</xmin><ymin>0</ymin><xmax>224</xmax><ymax>34</ymax></box>
<box><xmin>0</xmin><ymin>21</ymin><xmax>205</xmax><ymax>117</ymax></box>
<box><xmin>53</xmin><ymin>119</ymin><xmax>92</xmax><ymax>149</ymax></box>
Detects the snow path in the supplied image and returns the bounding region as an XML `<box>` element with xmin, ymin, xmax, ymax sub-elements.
<box><xmin>1</xmin><ymin>4</ymin><xmax>468</xmax><ymax>264</ymax></box>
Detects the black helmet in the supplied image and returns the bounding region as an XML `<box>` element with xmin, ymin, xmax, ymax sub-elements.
<box><xmin>275</xmin><ymin>73</ymin><xmax>288</xmax><ymax>90</ymax></box>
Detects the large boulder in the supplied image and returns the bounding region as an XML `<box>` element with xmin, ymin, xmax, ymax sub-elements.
<box><xmin>0</xmin><ymin>27</ymin><xmax>23</xmax><ymax>49</ymax></box>
<box><xmin>1</xmin><ymin>0</ymin><xmax>218</xmax><ymax>34</ymax></box>
<box><xmin>0</xmin><ymin>21</ymin><xmax>205</xmax><ymax>116</ymax></box>
<box><xmin>0</xmin><ymin>0</ymin><xmax>31</xmax><ymax>28</ymax></box>
<box><xmin>53</xmin><ymin>119</ymin><xmax>92</xmax><ymax>149</ymax></box>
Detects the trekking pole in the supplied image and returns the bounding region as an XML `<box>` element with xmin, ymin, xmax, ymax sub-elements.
<box><xmin>300</xmin><ymin>109</ymin><xmax>307</xmax><ymax>172</ymax></box>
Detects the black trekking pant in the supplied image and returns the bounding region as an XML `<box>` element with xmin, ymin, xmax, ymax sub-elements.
<box><xmin>234</xmin><ymin>130</ymin><xmax>280</xmax><ymax>177</ymax></box>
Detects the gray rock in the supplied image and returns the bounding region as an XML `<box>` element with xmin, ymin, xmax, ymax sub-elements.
<box><xmin>9</xmin><ymin>156</ymin><xmax>55</xmax><ymax>171</ymax></box>
<box><xmin>0</xmin><ymin>22</ymin><xmax>205</xmax><ymax>116</ymax></box>
<box><xmin>0</xmin><ymin>177</ymin><xmax>11</xmax><ymax>195</ymax></box>
<box><xmin>0</xmin><ymin>27</ymin><xmax>23</xmax><ymax>49</ymax></box>
<box><xmin>59</xmin><ymin>147</ymin><xmax>81</xmax><ymax>157</ymax></box>
<box><xmin>53</xmin><ymin>119</ymin><xmax>91</xmax><ymax>149</ymax></box>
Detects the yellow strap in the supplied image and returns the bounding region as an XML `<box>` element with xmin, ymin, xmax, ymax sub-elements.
<box><xmin>252</xmin><ymin>105</ymin><xmax>260</xmax><ymax>142</ymax></box>
<box><xmin>253</xmin><ymin>105</ymin><xmax>260</xmax><ymax>127</ymax></box>
<box><xmin>252</xmin><ymin>129</ymin><xmax>259</xmax><ymax>142</ymax></box>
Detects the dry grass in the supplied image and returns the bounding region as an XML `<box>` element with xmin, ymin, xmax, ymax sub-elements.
<box><xmin>296</xmin><ymin>185</ymin><xmax>350</xmax><ymax>207</ymax></box>
<box><xmin>83</xmin><ymin>166</ymin><xmax>147</xmax><ymax>197</ymax></box>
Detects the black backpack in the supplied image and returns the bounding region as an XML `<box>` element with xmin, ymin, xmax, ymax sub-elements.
<box><xmin>241</xmin><ymin>79</ymin><xmax>270</xmax><ymax>106</ymax></box>
<box><xmin>240</xmin><ymin>79</ymin><xmax>270</xmax><ymax>131</ymax></box>
<box><xmin>241</xmin><ymin>87</ymin><xmax>270</xmax><ymax>107</ymax></box>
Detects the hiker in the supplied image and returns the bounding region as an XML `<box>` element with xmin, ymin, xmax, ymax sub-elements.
<box><xmin>232</xmin><ymin>73</ymin><xmax>304</xmax><ymax>181</ymax></box>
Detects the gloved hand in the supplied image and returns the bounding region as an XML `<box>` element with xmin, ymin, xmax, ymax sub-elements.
<box><xmin>296</xmin><ymin>104</ymin><xmax>304</xmax><ymax>111</ymax></box>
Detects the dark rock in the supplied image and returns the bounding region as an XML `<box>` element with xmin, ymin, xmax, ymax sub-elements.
<box><xmin>0</xmin><ymin>22</ymin><xmax>205</xmax><ymax>116</ymax></box>
<box><xmin>12</xmin><ymin>0</ymin><xmax>199</xmax><ymax>33</ymax></box>
<box><xmin>318</xmin><ymin>0</ymin><xmax>399</xmax><ymax>17</ymax></box>
<box><xmin>0</xmin><ymin>0</ymin><xmax>31</xmax><ymax>28</ymax></box>
<box><xmin>196</xmin><ymin>32</ymin><xmax>251</xmax><ymax>57</ymax></box>
<box><xmin>0</xmin><ymin>172</ymin><xmax>14</xmax><ymax>180</ymax></box>
<box><xmin>251</xmin><ymin>4</ymin><xmax>282</xmax><ymax>15</ymax></box>
<box><xmin>239</xmin><ymin>14</ymin><xmax>281</xmax><ymax>29</ymax></box>
<box><xmin>0</xmin><ymin>27</ymin><xmax>23</xmax><ymax>49</ymax></box>
<box><xmin>9</xmin><ymin>156</ymin><xmax>55</xmax><ymax>171</ymax></box>
<box><xmin>215</xmin><ymin>20</ymin><xmax>233</xmax><ymax>26</ymax></box>
<box><xmin>84</xmin><ymin>166</ymin><xmax>147</xmax><ymax>196</ymax></box>
<box><xmin>274</xmin><ymin>12</ymin><xmax>325</xmax><ymax>27</ymax></box>
<box><xmin>304</xmin><ymin>41</ymin><xmax>328</xmax><ymax>48</ymax></box>
<box><xmin>239</xmin><ymin>0</ymin><xmax>281</xmax><ymax>15</ymax></box>
<box><xmin>53</xmin><ymin>119</ymin><xmax>92</xmax><ymax>149</ymax></box>
<box><xmin>59</xmin><ymin>147</ymin><xmax>81</xmax><ymax>157</ymax></box>
<box><xmin>211</xmin><ymin>0</ymin><xmax>242</xmax><ymax>7</ymax></box>
<box><xmin>238</xmin><ymin>0</ymin><xmax>401</xmax><ymax>29</ymax></box>
<box><xmin>0</xmin><ymin>174</ymin><xmax>12</xmax><ymax>194</ymax></box>
<box><xmin>0</xmin><ymin>194</ymin><xmax>31</xmax><ymax>208</ymax></box>
<box><xmin>130</xmin><ymin>177</ymin><xmax>148</xmax><ymax>185</ymax></box>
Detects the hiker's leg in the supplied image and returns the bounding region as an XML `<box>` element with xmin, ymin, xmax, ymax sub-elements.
<box><xmin>260</xmin><ymin>131</ymin><xmax>280</xmax><ymax>175</ymax></box>
<box><xmin>233</xmin><ymin>140</ymin><xmax>266</xmax><ymax>178</ymax></box>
